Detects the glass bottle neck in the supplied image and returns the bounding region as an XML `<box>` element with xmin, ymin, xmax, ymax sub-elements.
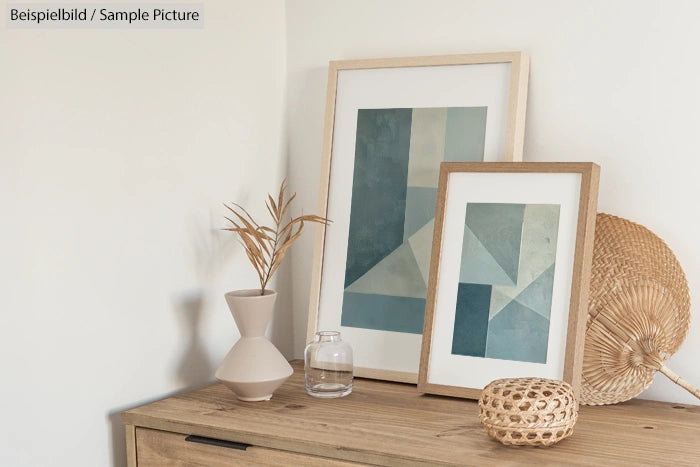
<box><xmin>315</xmin><ymin>331</ymin><xmax>341</xmax><ymax>343</ymax></box>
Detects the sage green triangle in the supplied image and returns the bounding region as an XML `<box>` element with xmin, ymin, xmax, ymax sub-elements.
<box><xmin>459</xmin><ymin>224</ymin><xmax>515</xmax><ymax>287</ymax></box>
<box><xmin>513</xmin><ymin>263</ymin><xmax>556</xmax><ymax>321</ymax></box>
<box><xmin>465</xmin><ymin>203</ymin><xmax>525</xmax><ymax>284</ymax></box>
<box><xmin>344</xmin><ymin>241</ymin><xmax>427</xmax><ymax>299</ymax></box>
<box><xmin>403</xmin><ymin>187</ymin><xmax>438</xmax><ymax>242</ymax></box>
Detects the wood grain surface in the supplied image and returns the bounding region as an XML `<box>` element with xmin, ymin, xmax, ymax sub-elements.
<box><xmin>135</xmin><ymin>426</ymin><xmax>358</xmax><ymax>466</ymax></box>
<box><xmin>122</xmin><ymin>361</ymin><xmax>700</xmax><ymax>466</ymax></box>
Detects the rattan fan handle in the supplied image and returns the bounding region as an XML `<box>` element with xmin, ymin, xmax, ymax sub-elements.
<box><xmin>594</xmin><ymin>314</ymin><xmax>700</xmax><ymax>399</ymax></box>
<box><xmin>658</xmin><ymin>365</ymin><xmax>700</xmax><ymax>400</ymax></box>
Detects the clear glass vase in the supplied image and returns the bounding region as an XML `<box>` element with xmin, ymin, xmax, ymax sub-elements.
<box><xmin>304</xmin><ymin>331</ymin><xmax>353</xmax><ymax>398</ymax></box>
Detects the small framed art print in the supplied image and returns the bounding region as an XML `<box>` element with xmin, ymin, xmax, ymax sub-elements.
<box><xmin>306</xmin><ymin>53</ymin><xmax>530</xmax><ymax>383</ymax></box>
<box><xmin>418</xmin><ymin>162</ymin><xmax>599</xmax><ymax>398</ymax></box>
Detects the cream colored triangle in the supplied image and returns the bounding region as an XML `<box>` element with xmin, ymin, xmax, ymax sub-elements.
<box><xmin>407</xmin><ymin>219</ymin><xmax>435</xmax><ymax>285</ymax></box>
<box><xmin>489</xmin><ymin>286</ymin><xmax>519</xmax><ymax>320</ymax></box>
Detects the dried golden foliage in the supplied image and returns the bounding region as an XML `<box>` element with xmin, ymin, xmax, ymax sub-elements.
<box><xmin>224</xmin><ymin>180</ymin><xmax>330</xmax><ymax>295</ymax></box>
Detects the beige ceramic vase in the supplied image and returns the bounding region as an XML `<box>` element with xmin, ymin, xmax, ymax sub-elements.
<box><xmin>215</xmin><ymin>289</ymin><xmax>293</xmax><ymax>401</ymax></box>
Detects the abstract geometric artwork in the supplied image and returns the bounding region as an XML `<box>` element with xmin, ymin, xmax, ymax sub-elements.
<box><xmin>451</xmin><ymin>203</ymin><xmax>561</xmax><ymax>364</ymax></box>
<box><xmin>341</xmin><ymin>107</ymin><xmax>488</xmax><ymax>334</ymax></box>
<box><xmin>417</xmin><ymin>162</ymin><xmax>598</xmax><ymax>398</ymax></box>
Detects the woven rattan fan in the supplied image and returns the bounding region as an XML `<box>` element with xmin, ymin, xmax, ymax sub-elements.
<box><xmin>581</xmin><ymin>213</ymin><xmax>699</xmax><ymax>405</ymax></box>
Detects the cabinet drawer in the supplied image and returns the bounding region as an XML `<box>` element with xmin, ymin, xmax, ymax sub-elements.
<box><xmin>135</xmin><ymin>427</ymin><xmax>361</xmax><ymax>466</ymax></box>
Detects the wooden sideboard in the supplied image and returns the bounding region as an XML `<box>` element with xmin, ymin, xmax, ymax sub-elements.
<box><xmin>121</xmin><ymin>361</ymin><xmax>700</xmax><ymax>466</ymax></box>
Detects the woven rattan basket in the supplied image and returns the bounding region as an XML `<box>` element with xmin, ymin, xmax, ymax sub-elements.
<box><xmin>581</xmin><ymin>213</ymin><xmax>699</xmax><ymax>405</ymax></box>
<box><xmin>479</xmin><ymin>377</ymin><xmax>578</xmax><ymax>447</ymax></box>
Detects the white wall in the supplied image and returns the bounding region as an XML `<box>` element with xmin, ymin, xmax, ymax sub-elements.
<box><xmin>286</xmin><ymin>0</ymin><xmax>700</xmax><ymax>405</ymax></box>
<box><xmin>0</xmin><ymin>1</ymin><xmax>287</xmax><ymax>466</ymax></box>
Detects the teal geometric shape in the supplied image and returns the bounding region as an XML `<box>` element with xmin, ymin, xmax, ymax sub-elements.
<box><xmin>341</xmin><ymin>292</ymin><xmax>425</xmax><ymax>334</ymax></box>
<box><xmin>486</xmin><ymin>205</ymin><xmax>561</xmax><ymax>320</ymax></box>
<box><xmin>451</xmin><ymin>283</ymin><xmax>491</xmax><ymax>357</ymax></box>
<box><xmin>459</xmin><ymin>224</ymin><xmax>516</xmax><ymax>287</ymax></box>
<box><xmin>344</xmin><ymin>241</ymin><xmax>426</xmax><ymax>299</ymax></box>
<box><xmin>485</xmin><ymin>300</ymin><xmax>550</xmax><ymax>364</ymax></box>
<box><xmin>344</xmin><ymin>108</ymin><xmax>413</xmax><ymax>288</ymax></box>
<box><xmin>465</xmin><ymin>203</ymin><xmax>525</xmax><ymax>285</ymax></box>
<box><xmin>444</xmin><ymin>107</ymin><xmax>488</xmax><ymax>162</ymax></box>
<box><xmin>513</xmin><ymin>263</ymin><xmax>556</xmax><ymax>320</ymax></box>
<box><xmin>407</xmin><ymin>219</ymin><xmax>435</xmax><ymax>285</ymax></box>
<box><xmin>403</xmin><ymin>187</ymin><xmax>438</xmax><ymax>242</ymax></box>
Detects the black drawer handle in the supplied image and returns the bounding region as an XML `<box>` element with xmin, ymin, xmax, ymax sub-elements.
<box><xmin>185</xmin><ymin>435</ymin><xmax>251</xmax><ymax>451</ymax></box>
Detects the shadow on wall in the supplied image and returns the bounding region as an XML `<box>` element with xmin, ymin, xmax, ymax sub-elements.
<box><xmin>174</xmin><ymin>291</ymin><xmax>216</xmax><ymax>386</ymax></box>
<box><xmin>107</xmin><ymin>213</ymin><xmax>239</xmax><ymax>466</ymax></box>
<box><xmin>106</xmin><ymin>292</ymin><xmax>217</xmax><ymax>467</ymax></box>
<box><xmin>175</xmin><ymin>212</ymin><xmax>240</xmax><ymax>387</ymax></box>
<box><xmin>269</xmin><ymin>258</ymin><xmax>295</xmax><ymax>358</ymax></box>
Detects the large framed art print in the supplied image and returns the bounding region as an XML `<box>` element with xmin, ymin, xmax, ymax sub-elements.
<box><xmin>418</xmin><ymin>162</ymin><xmax>600</xmax><ymax>398</ymax></box>
<box><xmin>307</xmin><ymin>53</ymin><xmax>530</xmax><ymax>383</ymax></box>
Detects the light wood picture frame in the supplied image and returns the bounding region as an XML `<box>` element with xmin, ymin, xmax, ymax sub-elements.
<box><xmin>418</xmin><ymin>162</ymin><xmax>600</xmax><ymax>399</ymax></box>
<box><xmin>307</xmin><ymin>53</ymin><xmax>530</xmax><ymax>383</ymax></box>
